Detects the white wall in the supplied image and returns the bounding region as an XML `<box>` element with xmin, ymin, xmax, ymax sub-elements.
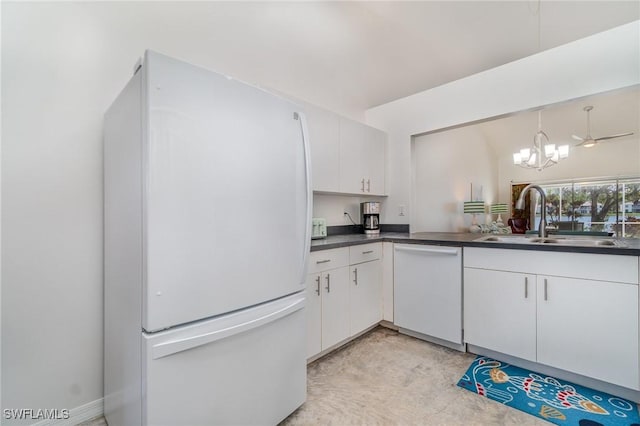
<box><xmin>412</xmin><ymin>126</ymin><xmax>498</xmax><ymax>232</ymax></box>
<box><xmin>0</xmin><ymin>1</ymin><xmax>3</xmax><ymax>414</ymax></box>
<box><xmin>366</xmin><ymin>21</ymin><xmax>640</xmax><ymax>228</ymax></box>
<box><xmin>0</xmin><ymin>2</ymin><xmax>368</xmax><ymax>423</ymax></box>
<box><xmin>313</xmin><ymin>194</ymin><xmax>387</xmax><ymax>227</ymax></box>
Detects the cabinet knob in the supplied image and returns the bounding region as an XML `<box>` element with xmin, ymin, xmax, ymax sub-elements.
<box><xmin>524</xmin><ymin>277</ymin><xmax>528</xmax><ymax>299</ymax></box>
<box><xmin>325</xmin><ymin>274</ymin><xmax>331</xmax><ymax>293</ymax></box>
<box><xmin>315</xmin><ymin>276</ymin><xmax>321</xmax><ymax>296</ymax></box>
<box><xmin>353</xmin><ymin>268</ymin><xmax>358</xmax><ymax>285</ymax></box>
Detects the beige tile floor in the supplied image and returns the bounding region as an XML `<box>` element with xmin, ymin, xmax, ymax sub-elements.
<box><xmin>83</xmin><ymin>327</ymin><xmax>547</xmax><ymax>425</ymax></box>
<box><xmin>280</xmin><ymin>327</ymin><xmax>547</xmax><ymax>426</ymax></box>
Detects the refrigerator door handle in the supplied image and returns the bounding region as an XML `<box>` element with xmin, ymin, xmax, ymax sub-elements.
<box><xmin>294</xmin><ymin>111</ymin><xmax>312</xmax><ymax>280</ymax></box>
<box><xmin>151</xmin><ymin>295</ymin><xmax>305</xmax><ymax>360</ymax></box>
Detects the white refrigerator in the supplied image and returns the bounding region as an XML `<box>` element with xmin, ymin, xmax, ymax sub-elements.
<box><xmin>104</xmin><ymin>51</ymin><xmax>311</xmax><ymax>426</ymax></box>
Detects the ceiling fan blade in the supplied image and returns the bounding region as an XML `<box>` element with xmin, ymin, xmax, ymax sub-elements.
<box><xmin>571</xmin><ymin>134</ymin><xmax>584</xmax><ymax>141</ymax></box>
<box><xmin>574</xmin><ymin>140</ymin><xmax>590</xmax><ymax>147</ymax></box>
<box><xmin>594</xmin><ymin>132</ymin><xmax>635</xmax><ymax>142</ymax></box>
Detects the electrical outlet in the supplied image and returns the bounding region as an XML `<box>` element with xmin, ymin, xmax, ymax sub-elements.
<box><xmin>399</xmin><ymin>205</ymin><xmax>406</xmax><ymax>216</ymax></box>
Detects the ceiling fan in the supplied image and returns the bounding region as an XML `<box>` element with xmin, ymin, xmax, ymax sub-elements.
<box><xmin>572</xmin><ymin>106</ymin><xmax>634</xmax><ymax>148</ymax></box>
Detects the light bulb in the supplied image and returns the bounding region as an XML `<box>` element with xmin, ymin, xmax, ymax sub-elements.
<box><xmin>544</xmin><ymin>144</ymin><xmax>556</xmax><ymax>158</ymax></box>
<box><xmin>520</xmin><ymin>148</ymin><xmax>531</xmax><ymax>161</ymax></box>
<box><xmin>558</xmin><ymin>145</ymin><xmax>569</xmax><ymax>159</ymax></box>
<box><xmin>513</xmin><ymin>153</ymin><xmax>522</xmax><ymax>165</ymax></box>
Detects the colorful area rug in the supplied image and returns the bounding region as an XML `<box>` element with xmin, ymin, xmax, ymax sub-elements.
<box><xmin>457</xmin><ymin>356</ymin><xmax>640</xmax><ymax>426</ymax></box>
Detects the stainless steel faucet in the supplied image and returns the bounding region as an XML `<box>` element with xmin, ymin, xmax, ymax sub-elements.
<box><xmin>515</xmin><ymin>184</ymin><xmax>547</xmax><ymax>238</ymax></box>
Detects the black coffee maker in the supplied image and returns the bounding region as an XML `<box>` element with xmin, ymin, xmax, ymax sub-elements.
<box><xmin>360</xmin><ymin>202</ymin><xmax>380</xmax><ymax>235</ymax></box>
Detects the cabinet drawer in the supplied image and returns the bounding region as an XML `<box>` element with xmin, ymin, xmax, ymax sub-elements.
<box><xmin>464</xmin><ymin>247</ymin><xmax>638</xmax><ymax>284</ymax></box>
<box><xmin>308</xmin><ymin>248</ymin><xmax>349</xmax><ymax>274</ymax></box>
<box><xmin>349</xmin><ymin>243</ymin><xmax>382</xmax><ymax>265</ymax></box>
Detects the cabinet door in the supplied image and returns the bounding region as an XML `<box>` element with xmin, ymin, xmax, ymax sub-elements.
<box><xmin>363</xmin><ymin>126</ymin><xmax>386</xmax><ymax>195</ymax></box>
<box><xmin>350</xmin><ymin>260</ymin><xmax>382</xmax><ymax>336</ymax></box>
<box><xmin>464</xmin><ymin>268</ymin><xmax>537</xmax><ymax>361</ymax></box>
<box><xmin>305</xmin><ymin>273</ymin><xmax>322</xmax><ymax>359</ymax></box>
<box><xmin>321</xmin><ymin>267</ymin><xmax>350</xmax><ymax>351</ymax></box>
<box><xmin>537</xmin><ymin>276</ymin><xmax>639</xmax><ymax>390</ymax></box>
<box><xmin>306</xmin><ymin>106</ymin><xmax>340</xmax><ymax>192</ymax></box>
<box><xmin>339</xmin><ymin>118</ymin><xmax>366</xmax><ymax>194</ymax></box>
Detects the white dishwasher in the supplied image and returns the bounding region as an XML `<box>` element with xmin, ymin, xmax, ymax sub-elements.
<box><xmin>394</xmin><ymin>244</ymin><xmax>463</xmax><ymax>349</ymax></box>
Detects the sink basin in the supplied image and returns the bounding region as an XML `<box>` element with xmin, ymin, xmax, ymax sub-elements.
<box><xmin>474</xmin><ymin>234</ymin><xmax>626</xmax><ymax>248</ymax></box>
<box><xmin>476</xmin><ymin>235</ymin><xmax>536</xmax><ymax>244</ymax></box>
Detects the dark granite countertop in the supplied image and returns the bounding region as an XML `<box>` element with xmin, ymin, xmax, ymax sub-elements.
<box><xmin>311</xmin><ymin>232</ymin><xmax>640</xmax><ymax>256</ymax></box>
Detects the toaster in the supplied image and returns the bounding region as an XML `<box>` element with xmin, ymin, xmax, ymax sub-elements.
<box><xmin>311</xmin><ymin>218</ymin><xmax>327</xmax><ymax>239</ymax></box>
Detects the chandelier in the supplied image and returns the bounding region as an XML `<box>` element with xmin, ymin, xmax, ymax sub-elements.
<box><xmin>512</xmin><ymin>111</ymin><xmax>569</xmax><ymax>171</ymax></box>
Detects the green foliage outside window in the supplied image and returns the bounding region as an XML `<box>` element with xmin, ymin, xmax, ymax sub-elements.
<box><xmin>530</xmin><ymin>178</ymin><xmax>640</xmax><ymax>238</ymax></box>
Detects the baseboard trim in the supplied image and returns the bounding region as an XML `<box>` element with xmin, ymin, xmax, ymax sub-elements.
<box><xmin>398</xmin><ymin>328</ymin><xmax>466</xmax><ymax>352</ymax></box>
<box><xmin>378</xmin><ymin>320</ymin><xmax>398</xmax><ymax>331</ymax></box>
<box><xmin>307</xmin><ymin>323</ymin><xmax>381</xmax><ymax>364</ymax></box>
<box><xmin>31</xmin><ymin>398</ymin><xmax>103</xmax><ymax>426</ymax></box>
<box><xmin>467</xmin><ymin>344</ymin><xmax>640</xmax><ymax>404</ymax></box>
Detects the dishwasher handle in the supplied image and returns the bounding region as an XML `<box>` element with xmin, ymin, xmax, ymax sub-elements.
<box><xmin>394</xmin><ymin>245</ymin><xmax>459</xmax><ymax>256</ymax></box>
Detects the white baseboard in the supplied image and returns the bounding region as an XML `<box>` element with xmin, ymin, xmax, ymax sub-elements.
<box><xmin>398</xmin><ymin>328</ymin><xmax>466</xmax><ymax>352</ymax></box>
<box><xmin>467</xmin><ymin>344</ymin><xmax>640</xmax><ymax>404</ymax></box>
<box><xmin>31</xmin><ymin>398</ymin><xmax>103</xmax><ymax>426</ymax></box>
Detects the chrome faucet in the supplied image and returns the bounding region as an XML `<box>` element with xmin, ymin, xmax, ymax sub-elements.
<box><xmin>515</xmin><ymin>184</ymin><xmax>547</xmax><ymax>238</ymax></box>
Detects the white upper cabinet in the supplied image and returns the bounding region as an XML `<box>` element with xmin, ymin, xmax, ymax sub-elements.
<box><xmin>305</xmin><ymin>104</ymin><xmax>386</xmax><ymax>196</ymax></box>
<box><xmin>338</xmin><ymin>118</ymin><xmax>366</xmax><ymax>194</ymax></box>
<box><xmin>364</xmin><ymin>125</ymin><xmax>386</xmax><ymax>196</ymax></box>
<box><xmin>306</xmin><ymin>105</ymin><xmax>340</xmax><ymax>193</ymax></box>
<box><xmin>339</xmin><ymin>117</ymin><xmax>386</xmax><ymax>196</ymax></box>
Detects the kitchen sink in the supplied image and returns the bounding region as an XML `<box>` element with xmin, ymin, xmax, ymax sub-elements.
<box><xmin>474</xmin><ymin>234</ymin><xmax>626</xmax><ymax>247</ymax></box>
<box><xmin>476</xmin><ymin>235</ymin><xmax>539</xmax><ymax>244</ymax></box>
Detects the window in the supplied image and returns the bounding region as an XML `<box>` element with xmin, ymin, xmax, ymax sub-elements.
<box><xmin>524</xmin><ymin>177</ymin><xmax>640</xmax><ymax>238</ymax></box>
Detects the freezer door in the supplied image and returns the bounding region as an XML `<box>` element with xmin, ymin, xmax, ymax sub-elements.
<box><xmin>143</xmin><ymin>51</ymin><xmax>311</xmax><ymax>331</ymax></box>
<box><xmin>143</xmin><ymin>293</ymin><xmax>306</xmax><ymax>426</ymax></box>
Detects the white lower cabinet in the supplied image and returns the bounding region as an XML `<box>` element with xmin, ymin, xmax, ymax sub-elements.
<box><xmin>305</xmin><ymin>273</ymin><xmax>323</xmax><ymax>358</ymax></box>
<box><xmin>306</xmin><ymin>247</ymin><xmax>350</xmax><ymax>359</ymax></box>
<box><xmin>320</xmin><ymin>267</ymin><xmax>351</xmax><ymax>351</ymax></box>
<box><xmin>307</xmin><ymin>243</ymin><xmax>383</xmax><ymax>360</ymax></box>
<box><xmin>463</xmin><ymin>268</ymin><xmax>536</xmax><ymax>361</ymax></box>
<box><xmin>536</xmin><ymin>275</ymin><xmax>638</xmax><ymax>390</ymax></box>
<box><xmin>350</xmin><ymin>259</ymin><xmax>382</xmax><ymax>336</ymax></box>
<box><xmin>464</xmin><ymin>247</ymin><xmax>640</xmax><ymax>391</ymax></box>
<box><xmin>306</xmin><ymin>267</ymin><xmax>350</xmax><ymax>358</ymax></box>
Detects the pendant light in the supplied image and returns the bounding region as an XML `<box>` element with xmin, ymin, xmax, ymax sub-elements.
<box><xmin>513</xmin><ymin>111</ymin><xmax>569</xmax><ymax>171</ymax></box>
<box><xmin>512</xmin><ymin>1</ymin><xmax>569</xmax><ymax>171</ymax></box>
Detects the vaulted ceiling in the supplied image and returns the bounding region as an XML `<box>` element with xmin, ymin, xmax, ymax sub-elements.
<box><xmin>4</xmin><ymin>1</ymin><xmax>639</xmax><ymax>118</ymax></box>
<box><xmin>107</xmin><ymin>1</ymin><xmax>639</xmax><ymax>116</ymax></box>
